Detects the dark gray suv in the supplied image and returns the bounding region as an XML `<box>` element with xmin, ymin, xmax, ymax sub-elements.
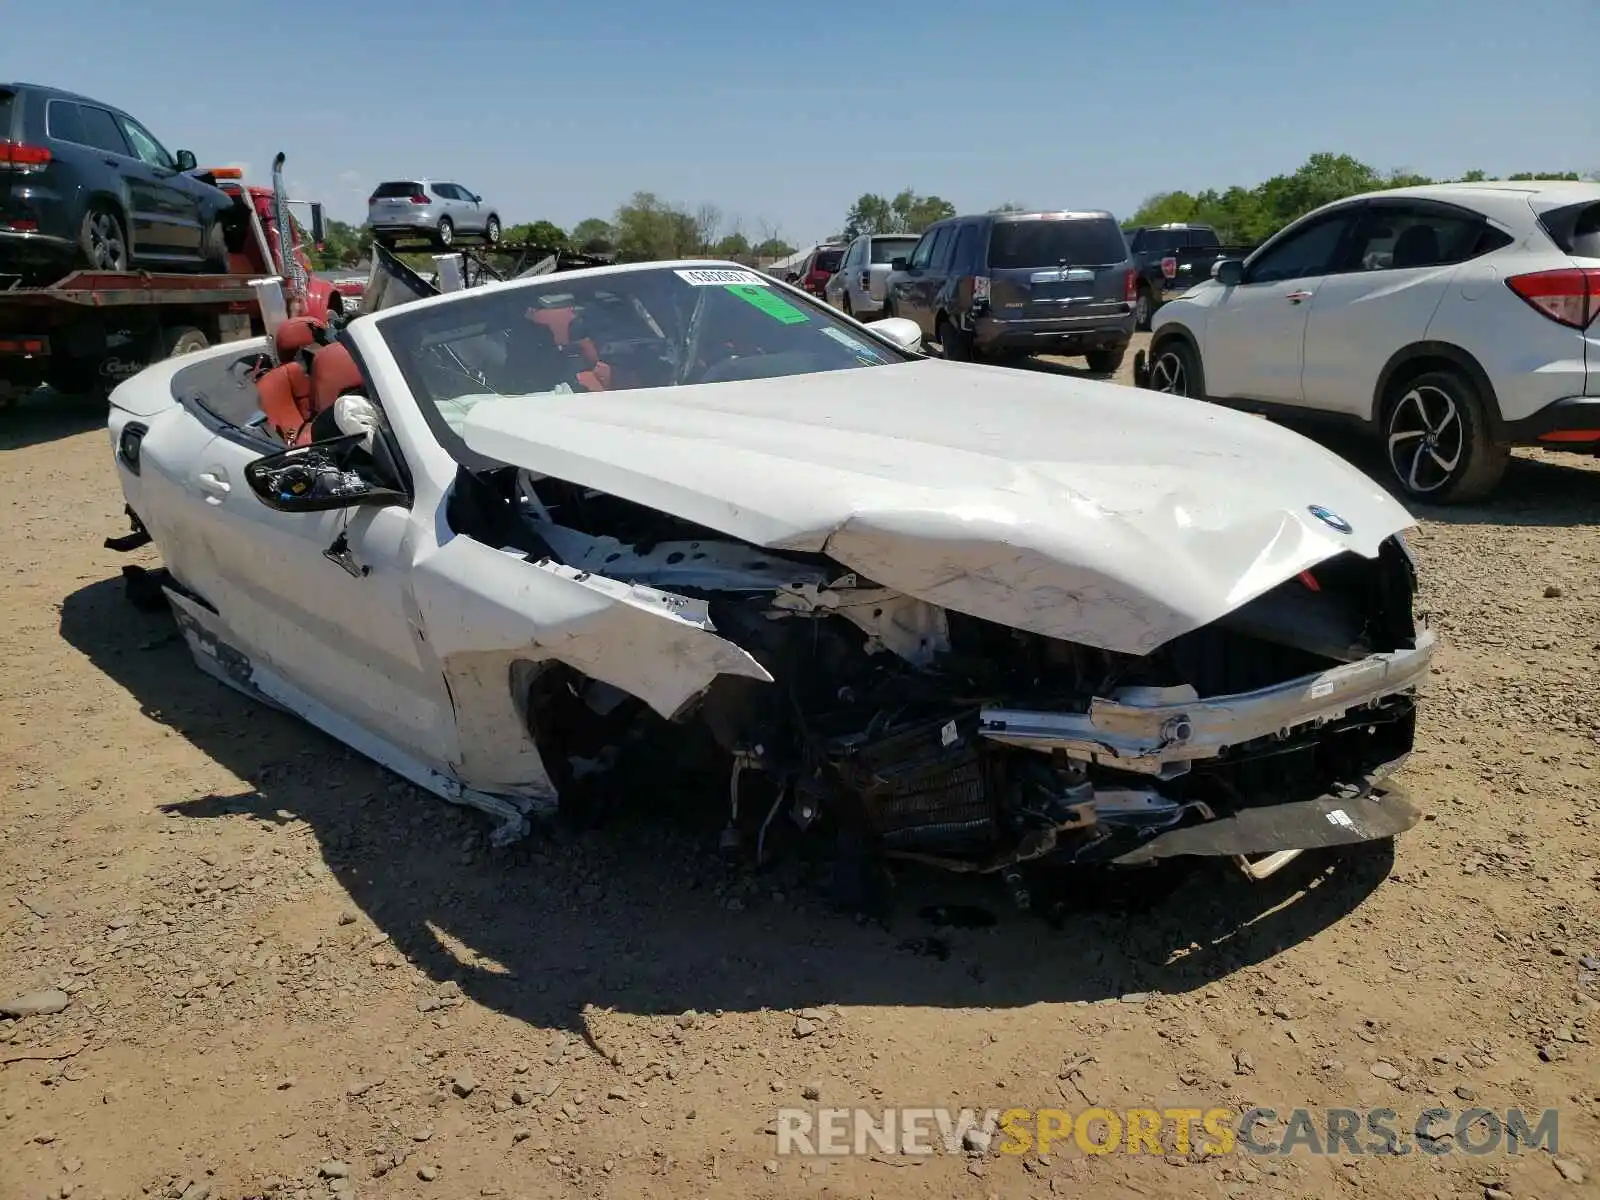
<box><xmin>883</xmin><ymin>209</ymin><xmax>1137</xmax><ymax>372</ymax></box>
<box><xmin>0</xmin><ymin>82</ymin><xmax>232</xmax><ymax>283</ymax></box>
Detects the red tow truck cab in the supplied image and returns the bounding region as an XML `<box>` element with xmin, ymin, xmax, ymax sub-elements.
<box><xmin>207</xmin><ymin>168</ymin><xmax>362</xmax><ymax>321</ymax></box>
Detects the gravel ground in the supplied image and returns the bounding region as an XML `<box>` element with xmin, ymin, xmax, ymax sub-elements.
<box><xmin>1</xmin><ymin>336</ymin><xmax>1597</xmax><ymax>1200</ymax></box>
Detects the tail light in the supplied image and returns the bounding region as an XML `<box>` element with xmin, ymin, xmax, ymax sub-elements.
<box><xmin>0</xmin><ymin>140</ymin><xmax>51</xmax><ymax>171</ymax></box>
<box><xmin>1160</xmin><ymin>255</ymin><xmax>1177</xmax><ymax>280</ymax></box>
<box><xmin>366</xmin><ymin>193</ymin><xmax>377</xmax><ymax>204</ymax></box>
<box><xmin>973</xmin><ymin>275</ymin><xmax>991</xmax><ymax>304</ymax></box>
<box><xmin>1506</xmin><ymin>268</ymin><xmax>1599</xmax><ymax>329</ymax></box>
<box><xmin>858</xmin><ymin>270</ymin><xmax>869</xmax><ymax>290</ymax></box>
<box><xmin>410</xmin><ymin>194</ymin><xmax>429</xmax><ymax>204</ymax></box>
<box><xmin>1124</xmin><ymin>269</ymin><xmax>1138</xmax><ymax>303</ymax></box>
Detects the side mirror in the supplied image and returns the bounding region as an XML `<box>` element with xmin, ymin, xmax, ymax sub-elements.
<box><xmin>310</xmin><ymin>202</ymin><xmax>327</xmax><ymax>246</ymax></box>
<box><xmin>174</xmin><ymin>149</ymin><xmax>198</xmax><ymax>172</ymax></box>
<box><xmin>472</xmin><ymin>194</ymin><xmax>483</xmax><ymax>203</ymax></box>
<box><xmin>784</xmin><ymin>272</ymin><xmax>799</xmax><ymax>283</ymax></box>
<box><xmin>244</xmin><ymin>433</ymin><xmax>406</xmax><ymax>513</ymax></box>
<box><xmin>1214</xmin><ymin>258</ymin><xmax>1244</xmax><ymax>286</ymax></box>
<box><xmin>890</xmin><ymin>257</ymin><xmax>908</xmax><ymax>271</ymax></box>
<box><xmin>865</xmin><ymin>316</ymin><xmax>923</xmax><ymax>353</ymax></box>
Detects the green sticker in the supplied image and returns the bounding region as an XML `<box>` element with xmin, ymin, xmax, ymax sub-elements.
<box><xmin>725</xmin><ymin>284</ymin><xmax>810</xmax><ymax>324</ymax></box>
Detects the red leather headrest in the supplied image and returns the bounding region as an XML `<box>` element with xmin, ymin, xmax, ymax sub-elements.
<box><xmin>309</xmin><ymin>342</ymin><xmax>365</xmax><ymax>412</ymax></box>
<box><xmin>528</xmin><ymin>306</ymin><xmax>575</xmax><ymax>345</ymax></box>
<box><xmin>275</xmin><ymin>316</ymin><xmax>324</xmax><ymax>360</ymax></box>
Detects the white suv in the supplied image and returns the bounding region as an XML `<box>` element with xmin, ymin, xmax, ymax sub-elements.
<box><xmin>1137</xmin><ymin>181</ymin><xmax>1600</xmax><ymax>502</ymax></box>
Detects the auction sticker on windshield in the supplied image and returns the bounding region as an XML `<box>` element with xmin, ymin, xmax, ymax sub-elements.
<box><xmin>675</xmin><ymin>268</ymin><xmax>767</xmax><ymax>286</ymax></box>
<box><xmin>725</xmin><ymin>284</ymin><xmax>810</xmax><ymax>325</ymax></box>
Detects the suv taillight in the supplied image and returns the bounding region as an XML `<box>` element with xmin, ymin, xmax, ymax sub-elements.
<box><xmin>0</xmin><ymin>140</ymin><xmax>51</xmax><ymax>170</ymax></box>
<box><xmin>1160</xmin><ymin>255</ymin><xmax>1177</xmax><ymax>280</ymax></box>
<box><xmin>410</xmin><ymin>194</ymin><xmax>429</xmax><ymax>204</ymax></box>
<box><xmin>1506</xmin><ymin>268</ymin><xmax>1599</xmax><ymax>329</ymax></box>
<box><xmin>858</xmin><ymin>270</ymin><xmax>869</xmax><ymax>290</ymax></box>
<box><xmin>1124</xmin><ymin>269</ymin><xmax>1138</xmax><ymax>303</ymax></box>
<box><xmin>973</xmin><ymin>275</ymin><xmax>991</xmax><ymax>303</ymax></box>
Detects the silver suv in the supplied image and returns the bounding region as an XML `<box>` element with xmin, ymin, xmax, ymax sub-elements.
<box><xmin>367</xmin><ymin>179</ymin><xmax>500</xmax><ymax>249</ymax></box>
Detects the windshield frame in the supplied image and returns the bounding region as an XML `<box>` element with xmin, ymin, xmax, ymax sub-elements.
<box><xmin>370</xmin><ymin>261</ymin><xmax>921</xmax><ymax>470</ymax></box>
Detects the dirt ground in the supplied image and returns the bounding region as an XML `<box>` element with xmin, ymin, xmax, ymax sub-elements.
<box><xmin>2</xmin><ymin>335</ymin><xmax>1597</xmax><ymax>1200</ymax></box>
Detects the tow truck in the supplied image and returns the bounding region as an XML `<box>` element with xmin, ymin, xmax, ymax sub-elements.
<box><xmin>0</xmin><ymin>153</ymin><xmax>359</xmax><ymax>410</ymax></box>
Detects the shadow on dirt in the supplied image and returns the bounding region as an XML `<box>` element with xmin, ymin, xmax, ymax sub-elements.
<box><xmin>61</xmin><ymin>573</ymin><xmax>1394</xmax><ymax>1035</ymax></box>
<box><xmin>0</xmin><ymin>386</ymin><xmax>107</xmax><ymax>451</ymax></box>
<box><xmin>1013</xmin><ymin>355</ymin><xmax>1117</xmax><ymax>382</ymax></box>
<box><xmin>1302</xmin><ymin>425</ymin><xmax>1600</xmax><ymax>528</ymax></box>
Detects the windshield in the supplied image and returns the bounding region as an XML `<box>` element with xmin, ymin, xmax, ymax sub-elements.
<box><xmin>869</xmin><ymin>237</ymin><xmax>919</xmax><ymax>264</ymax></box>
<box><xmin>378</xmin><ymin>265</ymin><xmax>912</xmax><ymax>446</ymax></box>
<box><xmin>989</xmin><ymin>217</ymin><xmax>1128</xmax><ymax>268</ymax></box>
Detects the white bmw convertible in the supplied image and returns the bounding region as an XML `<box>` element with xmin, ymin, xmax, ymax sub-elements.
<box><xmin>104</xmin><ymin>260</ymin><xmax>1433</xmax><ymax>888</ymax></box>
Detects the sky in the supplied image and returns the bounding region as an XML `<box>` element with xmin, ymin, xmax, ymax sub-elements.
<box><xmin>12</xmin><ymin>0</ymin><xmax>1595</xmax><ymax>246</ymax></box>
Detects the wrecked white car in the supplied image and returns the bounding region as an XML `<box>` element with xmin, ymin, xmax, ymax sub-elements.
<box><xmin>104</xmin><ymin>260</ymin><xmax>1432</xmax><ymax>893</ymax></box>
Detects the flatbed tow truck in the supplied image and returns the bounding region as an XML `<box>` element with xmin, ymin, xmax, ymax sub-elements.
<box><xmin>0</xmin><ymin>153</ymin><xmax>357</xmax><ymax>410</ymax></box>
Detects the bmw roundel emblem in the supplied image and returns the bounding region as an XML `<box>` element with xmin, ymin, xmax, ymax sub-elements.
<box><xmin>1308</xmin><ymin>504</ymin><xmax>1352</xmax><ymax>534</ymax></box>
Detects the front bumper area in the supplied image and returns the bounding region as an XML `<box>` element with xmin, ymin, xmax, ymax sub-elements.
<box><xmin>978</xmin><ymin>631</ymin><xmax>1435</xmax><ymax>775</ymax></box>
<box><xmin>1502</xmin><ymin>395</ymin><xmax>1600</xmax><ymax>448</ymax></box>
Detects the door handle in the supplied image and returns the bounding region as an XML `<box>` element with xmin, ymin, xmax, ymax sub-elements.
<box><xmin>1285</xmin><ymin>290</ymin><xmax>1313</xmax><ymax>303</ymax></box>
<box><xmin>196</xmin><ymin>469</ymin><xmax>231</xmax><ymax>502</ymax></box>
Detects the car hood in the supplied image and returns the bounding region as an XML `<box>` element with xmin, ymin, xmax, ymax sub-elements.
<box><xmin>459</xmin><ymin>359</ymin><xmax>1415</xmax><ymax>655</ymax></box>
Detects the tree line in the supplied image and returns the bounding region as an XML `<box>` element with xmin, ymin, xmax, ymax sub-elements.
<box><xmin>1126</xmin><ymin>153</ymin><xmax>1594</xmax><ymax>244</ymax></box>
<box><xmin>308</xmin><ymin>191</ymin><xmax>800</xmax><ymax>270</ymax></box>
<box><xmin>305</xmin><ymin>154</ymin><xmax>1595</xmax><ymax>271</ymax></box>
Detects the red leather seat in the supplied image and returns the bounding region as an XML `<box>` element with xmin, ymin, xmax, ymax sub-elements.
<box><xmin>258</xmin><ymin>362</ymin><xmax>313</xmax><ymax>443</ymax></box>
<box><xmin>300</xmin><ymin>343</ymin><xmax>366</xmax><ymax>444</ymax></box>
<box><xmin>255</xmin><ymin>317</ymin><xmax>329</xmax><ymax>444</ymax></box>
<box><xmin>276</xmin><ymin>316</ymin><xmax>324</xmax><ymax>361</ymax></box>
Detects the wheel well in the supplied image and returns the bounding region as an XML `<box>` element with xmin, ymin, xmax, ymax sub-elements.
<box><xmin>1374</xmin><ymin>342</ymin><xmax>1501</xmax><ymax>431</ymax></box>
<box><xmin>1148</xmin><ymin>323</ymin><xmax>1198</xmax><ymax>358</ymax></box>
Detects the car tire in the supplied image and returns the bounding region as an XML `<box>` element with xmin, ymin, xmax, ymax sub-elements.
<box><xmin>485</xmin><ymin>215</ymin><xmax>501</xmax><ymax>245</ymax></box>
<box><xmin>161</xmin><ymin>326</ymin><xmax>210</xmax><ymax>359</ymax></box>
<box><xmin>939</xmin><ymin>317</ymin><xmax>972</xmax><ymax>362</ymax></box>
<box><xmin>1147</xmin><ymin>337</ymin><xmax>1204</xmax><ymax>398</ymax></box>
<box><xmin>1134</xmin><ymin>285</ymin><xmax>1155</xmax><ymax>331</ymax></box>
<box><xmin>78</xmin><ymin>204</ymin><xmax>129</xmax><ymax>272</ymax></box>
<box><xmin>435</xmin><ymin>217</ymin><xmax>454</xmax><ymax>249</ymax></box>
<box><xmin>201</xmin><ymin>218</ymin><xmax>228</xmax><ymax>273</ymax></box>
<box><xmin>1086</xmin><ymin>346</ymin><xmax>1126</xmax><ymax>375</ymax></box>
<box><xmin>1382</xmin><ymin>367</ymin><xmax>1509</xmax><ymax>503</ymax></box>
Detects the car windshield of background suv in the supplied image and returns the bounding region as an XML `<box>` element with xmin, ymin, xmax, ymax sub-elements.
<box><xmin>989</xmin><ymin>220</ymin><xmax>1128</xmax><ymax>268</ymax></box>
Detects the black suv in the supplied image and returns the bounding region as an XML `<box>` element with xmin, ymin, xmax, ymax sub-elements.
<box><xmin>0</xmin><ymin>82</ymin><xmax>232</xmax><ymax>283</ymax></box>
<box><xmin>883</xmin><ymin>209</ymin><xmax>1136</xmax><ymax>371</ymax></box>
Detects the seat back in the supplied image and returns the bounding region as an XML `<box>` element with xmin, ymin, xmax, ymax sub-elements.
<box><xmin>275</xmin><ymin>316</ymin><xmax>325</xmax><ymax>361</ymax></box>
<box><xmin>257</xmin><ymin>362</ymin><xmax>313</xmax><ymax>443</ymax></box>
<box><xmin>307</xmin><ymin>342</ymin><xmax>366</xmax><ymax>432</ymax></box>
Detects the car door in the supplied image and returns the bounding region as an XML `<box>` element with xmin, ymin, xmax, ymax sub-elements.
<box><xmin>173</xmin><ymin>397</ymin><xmax>457</xmax><ymax>769</ymax></box>
<box><xmin>1199</xmin><ymin>207</ymin><xmax>1360</xmax><ymax>404</ymax></box>
<box><xmin>1299</xmin><ymin>199</ymin><xmax>1502</xmax><ymax>419</ymax></box>
<box><xmin>905</xmin><ymin>227</ymin><xmax>952</xmax><ymax>337</ymax></box>
<box><xmin>114</xmin><ymin>112</ymin><xmax>201</xmax><ymax>256</ymax></box>
<box><xmin>456</xmin><ymin>184</ymin><xmax>486</xmax><ymax>234</ymax></box>
<box><xmin>429</xmin><ymin>182</ymin><xmax>458</xmax><ymax>231</ymax></box>
<box><xmin>69</xmin><ymin>104</ymin><xmax>153</xmax><ymax>252</ymax></box>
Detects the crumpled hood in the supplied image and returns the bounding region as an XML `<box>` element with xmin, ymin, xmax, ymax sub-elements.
<box><xmin>460</xmin><ymin>359</ymin><xmax>1416</xmax><ymax>654</ymax></box>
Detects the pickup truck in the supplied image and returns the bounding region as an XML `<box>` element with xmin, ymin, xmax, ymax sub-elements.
<box><xmin>1121</xmin><ymin>223</ymin><xmax>1254</xmax><ymax>330</ymax></box>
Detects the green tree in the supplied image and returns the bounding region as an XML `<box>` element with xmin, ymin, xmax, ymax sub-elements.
<box><xmin>714</xmin><ymin>231</ymin><xmax>752</xmax><ymax>258</ymax></box>
<box><xmin>612</xmin><ymin>192</ymin><xmax>700</xmax><ymax>261</ymax></box>
<box><xmin>502</xmin><ymin>220</ymin><xmax>568</xmax><ymax>247</ymax></box>
<box><xmin>1126</xmin><ymin>154</ymin><xmax>1590</xmax><ymax>245</ymax></box>
<box><xmin>570</xmin><ymin>217</ymin><xmax>617</xmax><ymax>253</ymax></box>
<box><xmin>307</xmin><ymin>218</ymin><xmax>365</xmax><ymax>269</ymax></box>
<box><xmin>753</xmin><ymin>237</ymin><xmax>794</xmax><ymax>259</ymax></box>
<box><xmin>842</xmin><ymin>189</ymin><xmax>956</xmax><ymax>237</ymax></box>
<box><xmin>990</xmin><ymin>201</ymin><xmax>1027</xmax><ymax>213</ymax></box>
